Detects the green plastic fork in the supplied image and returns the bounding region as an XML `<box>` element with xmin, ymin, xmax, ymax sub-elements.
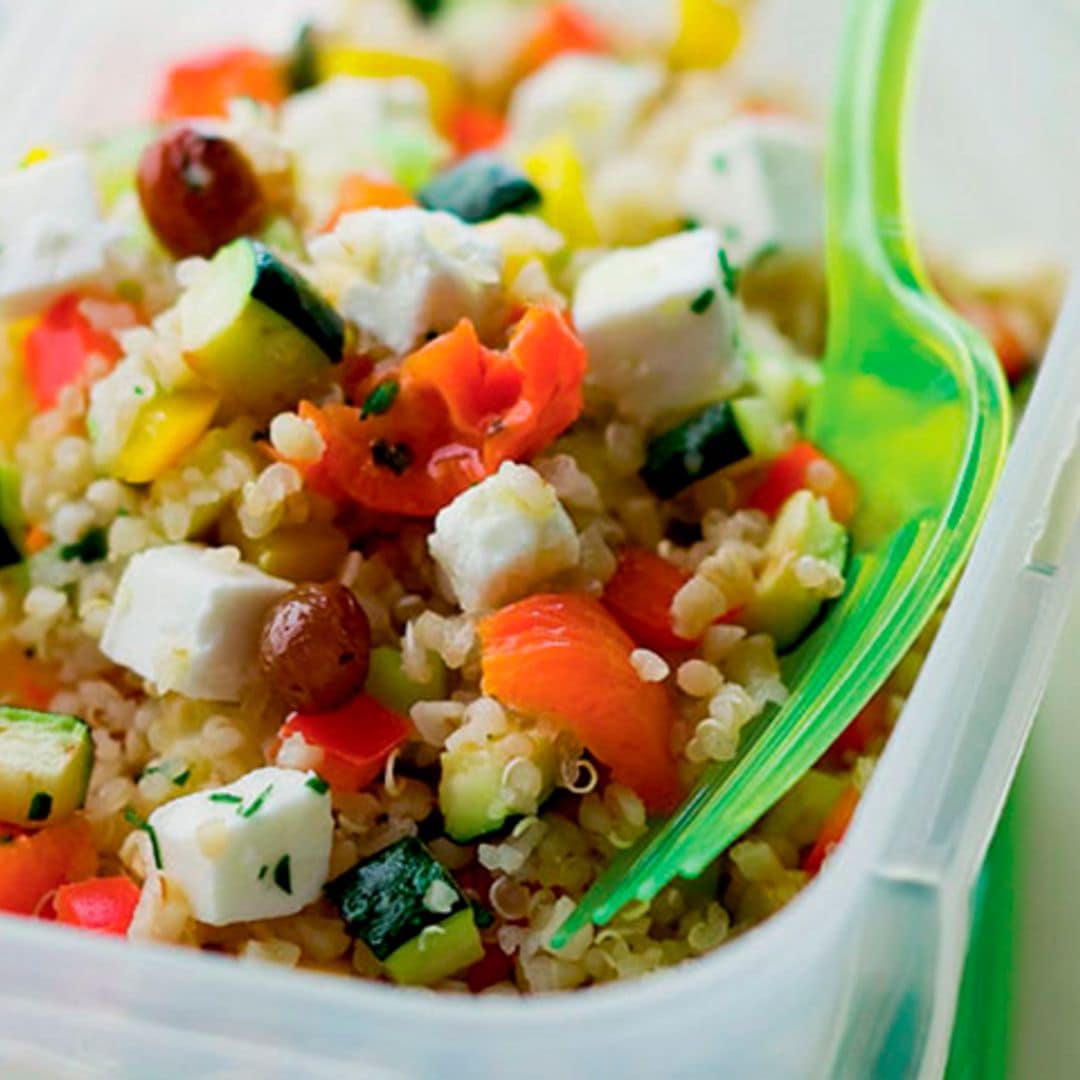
<box><xmin>553</xmin><ymin>0</ymin><xmax>1010</xmax><ymax>948</ymax></box>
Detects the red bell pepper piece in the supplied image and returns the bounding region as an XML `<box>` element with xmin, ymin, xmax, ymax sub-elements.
<box><xmin>448</xmin><ymin>104</ymin><xmax>507</xmax><ymax>157</ymax></box>
<box><xmin>603</xmin><ymin>548</ymin><xmax>697</xmax><ymax>652</ymax></box>
<box><xmin>466</xmin><ymin>941</ymin><xmax>515</xmax><ymax>993</ymax></box>
<box><xmin>278</xmin><ymin>693</ymin><xmax>412</xmax><ymax>792</ymax></box>
<box><xmin>748</xmin><ymin>441</ymin><xmax>858</xmax><ymax>526</ymax></box>
<box><xmin>24</xmin><ymin>294</ymin><xmax>124</xmax><ymax>412</ymax></box>
<box><xmin>821</xmin><ymin>690</ymin><xmax>890</xmax><ymax>768</ymax></box>
<box><xmin>54</xmin><ymin>875</ymin><xmax>141</xmax><ymax>936</ymax></box>
<box><xmin>292</xmin><ymin>307</ymin><xmax>586</xmax><ymax>517</ymax></box>
<box><xmin>516</xmin><ymin>4</ymin><xmax>608</xmax><ymax>77</ymax></box>
<box><xmin>155</xmin><ymin>47</ymin><xmax>286</xmax><ymax>121</ymax></box>
<box><xmin>0</xmin><ymin>817</ymin><xmax>98</xmax><ymax>916</ymax></box>
<box><xmin>802</xmin><ymin>786</ymin><xmax>860</xmax><ymax>875</ymax></box>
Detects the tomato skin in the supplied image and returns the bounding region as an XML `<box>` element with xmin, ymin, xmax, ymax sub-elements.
<box><xmin>0</xmin><ymin>817</ymin><xmax>98</xmax><ymax>916</ymax></box>
<box><xmin>449</xmin><ymin>105</ymin><xmax>507</xmax><ymax>158</ymax></box>
<box><xmin>278</xmin><ymin>693</ymin><xmax>411</xmax><ymax>792</ymax></box>
<box><xmin>155</xmin><ymin>47</ymin><xmax>286</xmax><ymax>121</ymax></box>
<box><xmin>24</xmin><ymin>294</ymin><xmax>123</xmax><ymax>412</ymax></box>
<box><xmin>54</xmin><ymin>876</ymin><xmax>141</xmax><ymax>936</ymax></box>
<box><xmin>749</xmin><ymin>441</ymin><xmax>858</xmax><ymax>525</ymax></box>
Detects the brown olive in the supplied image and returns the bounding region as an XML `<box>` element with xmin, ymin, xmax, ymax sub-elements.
<box><xmin>137</xmin><ymin>126</ymin><xmax>267</xmax><ymax>258</ymax></box>
<box><xmin>259</xmin><ymin>582</ymin><xmax>372</xmax><ymax>712</ymax></box>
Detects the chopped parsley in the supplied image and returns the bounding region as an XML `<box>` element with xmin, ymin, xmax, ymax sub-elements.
<box><xmin>273</xmin><ymin>854</ymin><xmax>293</xmax><ymax>895</ymax></box>
<box><xmin>723</xmin><ymin>224</ymin><xmax>742</xmax><ymax>243</ymax></box>
<box><xmin>305</xmin><ymin>774</ymin><xmax>330</xmax><ymax>796</ymax></box>
<box><xmin>59</xmin><ymin>527</ymin><xmax>108</xmax><ymax>564</ymax></box>
<box><xmin>258</xmin><ymin>864</ymin><xmax>269</xmax><ymax>881</ymax></box>
<box><xmin>472</xmin><ymin>902</ymin><xmax>495</xmax><ymax>929</ymax></box>
<box><xmin>125</xmin><ymin>808</ymin><xmax>163</xmax><ymax>870</ymax></box>
<box><xmin>750</xmin><ymin>241</ymin><xmax>781</xmax><ymax>266</ymax></box>
<box><xmin>690</xmin><ymin>287</ymin><xmax>716</xmax><ymax>315</ymax></box>
<box><xmin>718</xmin><ymin>248</ymin><xmax>740</xmax><ymax>296</ymax></box>
<box><xmin>361</xmin><ymin>380</ymin><xmax>400</xmax><ymax>419</ymax></box>
<box><xmin>712</xmin><ymin>152</ymin><xmax>728</xmax><ymax>171</ymax></box>
<box><xmin>209</xmin><ymin>792</ymin><xmax>242</xmax><ymax>805</ymax></box>
<box><xmin>27</xmin><ymin>791</ymin><xmax>52</xmax><ymax>822</ymax></box>
<box><xmin>172</xmin><ymin>768</ymin><xmax>191</xmax><ymax>788</ymax></box>
<box><xmin>679</xmin><ymin>217</ymin><xmax>700</xmax><ymax>231</ymax></box>
<box><xmin>239</xmin><ymin>784</ymin><xmax>274</xmax><ymax>819</ymax></box>
<box><xmin>406</xmin><ymin>0</ymin><xmax>444</xmax><ymax>20</ymax></box>
<box><xmin>371</xmin><ymin>440</ymin><xmax>414</xmax><ymax>476</ymax></box>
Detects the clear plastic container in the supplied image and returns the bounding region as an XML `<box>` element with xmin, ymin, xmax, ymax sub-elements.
<box><xmin>1</xmin><ymin>1</ymin><xmax>1079</xmax><ymax>1076</ymax></box>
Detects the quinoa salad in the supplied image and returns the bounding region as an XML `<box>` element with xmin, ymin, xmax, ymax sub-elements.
<box><xmin>0</xmin><ymin>0</ymin><xmax>1062</xmax><ymax>993</ymax></box>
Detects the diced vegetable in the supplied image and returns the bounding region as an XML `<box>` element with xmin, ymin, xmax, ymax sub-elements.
<box><xmin>448</xmin><ymin>104</ymin><xmax>507</xmax><ymax>157</ymax></box>
<box><xmin>745</xmin><ymin>350</ymin><xmax>823</xmax><ymax>421</ymax></box>
<box><xmin>478</xmin><ymin>593</ymin><xmax>682</xmax><ymax>811</ymax></box>
<box><xmin>287</xmin><ymin>23</ymin><xmax>320</xmax><ymax>94</ymax></box>
<box><xmin>324</xmin><ymin>173</ymin><xmax>415</xmax><ymax>231</ymax></box>
<box><xmin>439</xmin><ymin>719</ymin><xmax>557</xmax><ymax>841</ymax></box>
<box><xmin>219</xmin><ymin>518</ymin><xmax>350</xmax><ymax>584</ymax></box>
<box><xmin>748</xmin><ymin>441</ymin><xmax>858</xmax><ymax>525</ymax></box>
<box><xmin>822</xmin><ymin>690</ymin><xmax>890</xmax><ymax>767</ymax></box>
<box><xmin>758</xmin><ymin>768</ymin><xmax>848</xmax><ymax>848</ymax></box>
<box><xmin>111</xmin><ymin>389</ymin><xmax>221</xmax><ymax>485</ymax></box>
<box><xmin>0</xmin><ymin>318</ymin><xmax>34</xmax><ymax>451</ymax></box>
<box><xmin>137</xmin><ymin>127</ymin><xmax>268</xmax><ymax>259</ymax></box>
<box><xmin>277</xmin><ymin>693</ymin><xmax>411</xmax><ymax>792</ymax></box>
<box><xmin>742</xmin><ymin>490</ymin><xmax>848</xmax><ymax>650</ymax></box>
<box><xmin>0</xmin><ymin>462</ymin><xmax>23</xmax><ymax>570</ymax></box>
<box><xmin>155</xmin><ymin>47</ymin><xmax>287</xmax><ymax>121</ymax></box>
<box><xmin>148</xmin><ymin>767</ymin><xmax>333</xmax><ymax>926</ymax></box>
<box><xmin>54</xmin><ymin>875</ymin><xmax>140</xmax><ymax>936</ymax></box>
<box><xmin>802</xmin><ymin>785</ymin><xmax>860</xmax><ymax>875</ymax></box>
<box><xmin>602</xmin><ymin>547</ymin><xmax>698</xmax><ymax>651</ymax></box>
<box><xmin>178</xmin><ymin>238</ymin><xmax>344</xmax><ymax>413</ymax></box>
<box><xmin>326</xmin><ymin>837</ymin><xmax>484</xmax><ymax>986</ymax></box>
<box><xmin>640</xmin><ymin>401</ymin><xmax>753</xmax><ymax>499</ymax></box>
<box><xmin>293</xmin><ymin>307</ymin><xmax>586</xmax><ymax>517</ymax></box>
<box><xmin>0</xmin><ymin>642</ymin><xmax>57</xmax><ymax>712</ymax></box>
<box><xmin>0</xmin><ymin>707</ymin><xmax>93</xmax><ymax>828</ymax></box>
<box><xmin>0</xmin><ymin>816</ymin><xmax>98</xmax><ymax>915</ymax></box>
<box><xmin>669</xmin><ymin>0</ymin><xmax>741</xmax><ymax>71</ymax></box>
<box><xmin>418</xmin><ymin>153</ymin><xmax>540</xmax><ymax>224</ymax></box>
<box><xmin>515</xmin><ymin>4</ymin><xmax>608</xmax><ymax>77</ymax></box>
<box><xmin>24</xmin><ymin>294</ymin><xmax>123</xmax><ymax>413</ymax></box>
<box><xmin>521</xmin><ymin>135</ymin><xmax>598</xmax><ymax>247</ymax></box>
<box><xmin>365</xmin><ymin>646</ymin><xmax>447</xmax><ymax>715</ymax></box>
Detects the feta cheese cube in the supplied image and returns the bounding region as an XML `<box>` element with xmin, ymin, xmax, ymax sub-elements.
<box><xmin>572</xmin><ymin>228</ymin><xmax>742</xmax><ymax>423</ymax></box>
<box><xmin>309</xmin><ymin>208</ymin><xmax>504</xmax><ymax>356</ymax></box>
<box><xmin>429</xmin><ymin>463</ymin><xmax>580</xmax><ymax>612</ymax></box>
<box><xmin>148</xmin><ymin>767</ymin><xmax>333</xmax><ymax>926</ymax></box>
<box><xmin>0</xmin><ymin>153</ymin><xmax>111</xmax><ymax>317</ymax></box>
<box><xmin>101</xmin><ymin>544</ymin><xmax>291</xmax><ymax>702</ymax></box>
<box><xmin>676</xmin><ymin>117</ymin><xmax>824</xmax><ymax>266</ymax></box>
<box><xmin>507</xmin><ymin>54</ymin><xmax>663</xmax><ymax>169</ymax></box>
<box><xmin>280</xmin><ymin>76</ymin><xmax>449</xmax><ymax>211</ymax></box>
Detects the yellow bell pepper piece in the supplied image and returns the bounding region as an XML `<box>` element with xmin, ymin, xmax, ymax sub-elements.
<box><xmin>221</xmin><ymin>519</ymin><xmax>350</xmax><ymax>583</ymax></box>
<box><xmin>669</xmin><ymin>0</ymin><xmax>741</xmax><ymax>71</ymax></box>
<box><xmin>113</xmin><ymin>389</ymin><xmax>221</xmax><ymax>485</ymax></box>
<box><xmin>318</xmin><ymin>45</ymin><xmax>458</xmax><ymax>127</ymax></box>
<box><xmin>19</xmin><ymin>146</ymin><xmax>52</xmax><ymax>168</ymax></box>
<box><xmin>521</xmin><ymin>135</ymin><xmax>598</xmax><ymax>248</ymax></box>
<box><xmin>0</xmin><ymin>319</ymin><xmax>35</xmax><ymax>453</ymax></box>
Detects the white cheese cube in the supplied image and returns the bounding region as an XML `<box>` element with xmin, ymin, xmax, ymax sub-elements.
<box><xmin>309</xmin><ymin>208</ymin><xmax>504</xmax><ymax>357</ymax></box>
<box><xmin>280</xmin><ymin>76</ymin><xmax>449</xmax><ymax>213</ymax></box>
<box><xmin>429</xmin><ymin>463</ymin><xmax>580</xmax><ymax>612</ymax></box>
<box><xmin>676</xmin><ymin>117</ymin><xmax>824</xmax><ymax>267</ymax></box>
<box><xmin>507</xmin><ymin>54</ymin><xmax>663</xmax><ymax>168</ymax></box>
<box><xmin>0</xmin><ymin>153</ymin><xmax>111</xmax><ymax>317</ymax></box>
<box><xmin>148</xmin><ymin>767</ymin><xmax>333</xmax><ymax>926</ymax></box>
<box><xmin>572</xmin><ymin>228</ymin><xmax>742</xmax><ymax>424</ymax></box>
<box><xmin>101</xmin><ymin>544</ymin><xmax>290</xmax><ymax>703</ymax></box>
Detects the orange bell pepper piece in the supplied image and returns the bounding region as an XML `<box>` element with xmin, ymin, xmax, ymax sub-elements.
<box><xmin>0</xmin><ymin>816</ymin><xmax>98</xmax><ymax>916</ymax></box>
<box><xmin>155</xmin><ymin>47</ymin><xmax>286</xmax><ymax>121</ymax></box>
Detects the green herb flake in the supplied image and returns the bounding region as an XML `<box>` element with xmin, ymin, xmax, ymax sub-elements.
<box><xmin>750</xmin><ymin>241</ymin><xmax>781</xmax><ymax>266</ymax></box>
<box><xmin>690</xmin><ymin>287</ymin><xmax>716</xmax><ymax>315</ymax></box>
<box><xmin>712</xmin><ymin>153</ymin><xmax>728</xmax><ymax>172</ymax></box>
<box><xmin>273</xmin><ymin>854</ymin><xmax>293</xmax><ymax>895</ymax></box>
<box><xmin>371</xmin><ymin>440</ymin><xmax>414</xmax><ymax>476</ymax></box>
<box><xmin>172</xmin><ymin>768</ymin><xmax>191</xmax><ymax>787</ymax></box>
<box><xmin>59</xmin><ymin>527</ymin><xmax>108</xmax><ymax>564</ymax></box>
<box><xmin>305</xmin><ymin>774</ymin><xmax>330</xmax><ymax>796</ymax></box>
<box><xmin>722</xmin><ymin>224</ymin><xmax>742</xmax><ymax>243</ymax></box>
<box><xmin>361</xmin><ymin>380</ymin><xmax>400</xmax><ymax>419</ymax></box>
<box><xmin>472</xmin><ymin>902</ymin><xmax>495</xmax><ymax>930</ymax></box>
<box><xmin>718</xmin><ymin>249</ymin><xmax>740</xmax><ymax>296</ymax></box>
<box><xmin>239</xmin><ymin>784</ymin><xmax>274</xmax><ymax>819</ymax></box>
<box><xmin>209</xmin><ymin>792</ymin><xmax>242</xmax><ymax>805</ymax></box>
<box><xmin>27</xmin><ymin>791</ymin><xmax>52</xmax><ymax>822</ymax></box>
<box><xmin>258</xmin><ymin>864</ymin><xmax>269</xmax><ymax>881</ymax></box>
<box><xmin>124</xmin><ymin>807</ymin><xmax>163</xmax><ymax>870</ymax></box>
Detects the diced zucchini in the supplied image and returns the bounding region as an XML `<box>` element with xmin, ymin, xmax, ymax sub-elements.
<box><xmin>179</xmin><ymin>238</ymin><xmax>345</xmax><ymax>413</ymax></box>
<box><xmin>758</xmin><ymin>768</ymin><xmax>848</xmax><ymax>847</ymax></box>
<box><xmin>742</xmin><ymin>490</ymin><xmax>848</xmax><ymax>650</ymax></box>
<box><xmin>0</xmin><ymin>707</ymin><xmax>93</xmax><ymax>827</ymax></box>
<box><xmin>730</xmin><ymin>396</ymin><xmax>790</xmax><ymax>459</ymax></box>
<box><xmin>419</xmin><ymin>153</ymin><xmax>541</xmax><ymax>224</ymax></box>
<box><xmin>439</xmin><ymin>726</ymin><xmax>556</xmax><ymax>842</ymax></box>
<box><xmin>0</xmin><ymin>462</ymin><xmax>23</xmax><ymax>570</ymax></box>
<box><xmin>112</xmin><ymin>389</ymin><xmax>221</xmax><ymax>485</ymax></box>
<box><xmin>365</xmin><ymin>646</ymin><xmax>447</xmax><ymax>715</ymax></box>
<box><xmin>327</xmin><ymin>836</ymin><xmax>483</xmax><ymax>985</ymax></box>
<box><xmin>745</xmin><ymin>350</ymin><xmax>823</xmax><ymax>421</ymax></box>
<box><xmin>384</xmin><ymin>907</ymin><xmax>484</xmax><ymax>986</ymax></box>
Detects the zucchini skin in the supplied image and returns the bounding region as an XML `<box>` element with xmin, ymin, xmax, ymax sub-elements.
<box><xmin>419</xmin><ymin>153</ymin><xmax>541</xmax><ymax>224</ymax></box>
<box><xmin>248</xmin><ymin>241</ymin><xmax>345</xmax><ymax>363</ymax></box>
<box><xmin>641</xmin><ymin>401</ymin><xmax>752</xmax><ymax>499</ymax></box>
<box><xmin>326</xmin><ymin>836</ymin><xmax>469</xmax><ymax>960</ymax></box>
